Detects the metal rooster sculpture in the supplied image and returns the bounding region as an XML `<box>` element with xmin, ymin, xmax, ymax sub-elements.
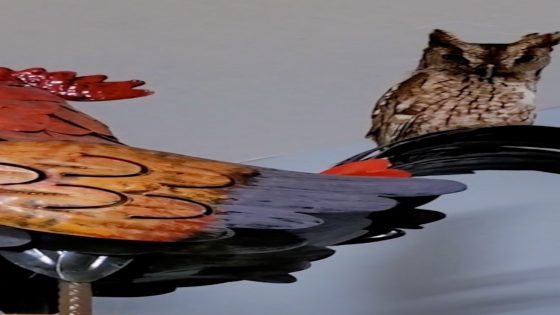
<box><xmin>0</xmin><ymin>68</ymin><xmax>466</xmax><ymax>315</ymax></box>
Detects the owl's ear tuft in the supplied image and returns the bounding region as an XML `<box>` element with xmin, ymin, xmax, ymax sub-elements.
<box><xmin>518</xmin><ymin>32</ymin><xmax>560</xmax><ymax>48</ymax></box>
<box><xmin>548</xmin><ymin>32</ymin><xmax>560</xmax><ymax>46</ymax></box>
<box><xmin>522</xmin><ymin>32</ymin><xmax>540</xmax><ymax>38</ymax></box>
<box><xmin>428</xmin><ymin>29</ymin><xmax>464</xmax><ymax>48</ymax></box>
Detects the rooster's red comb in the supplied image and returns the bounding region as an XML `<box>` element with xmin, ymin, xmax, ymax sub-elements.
<box><xmin>0</xmin><ymin>67</ymin><xmax>153</xmax><ymax>101</ymax></box>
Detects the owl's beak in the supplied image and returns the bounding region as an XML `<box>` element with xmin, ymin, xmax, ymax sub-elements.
<box><xmin>475</xmin><ymin>64</ymin><xmax>495</xmax><ymax>79</ymax></box>
<box><xmin>484</xmin><ymin>64</ymin><xmax>495</xmax><ymax>79</ymax></box>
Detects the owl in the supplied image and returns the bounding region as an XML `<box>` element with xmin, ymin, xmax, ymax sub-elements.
<box><xmin>367</xmin><ymin>29</ymin><xmax>560</xmax><ymax>146</ymax></box>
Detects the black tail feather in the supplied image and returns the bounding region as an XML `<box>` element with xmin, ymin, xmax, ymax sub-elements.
<box><xmin>339</xmin><ymin>125</ymin><xmax>560</xmax><ymax>176</ymax></box>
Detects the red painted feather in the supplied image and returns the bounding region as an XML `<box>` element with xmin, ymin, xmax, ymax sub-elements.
<box><xmin>321</xmin><ymin>159</ymin><xmax>411</xmax><ymax>177</ymax></box>
<box><xmin>0</xmin><ymin>67</ymin><xmax>153</xmax><ymax>143</ymax></box>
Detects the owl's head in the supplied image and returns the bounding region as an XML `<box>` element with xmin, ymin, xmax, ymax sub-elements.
<box><xmin>418</xmin><ymin>29</ymin><xmax>560</xmax><ymax>80</ymax></box>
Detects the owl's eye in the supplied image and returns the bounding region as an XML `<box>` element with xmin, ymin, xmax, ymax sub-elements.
<box><xmin>515</xmin><ymin>54</ymin><xmax>537</xmax><ymax>64</ymax></box>
<box><xmin>441</xmin><ymin>54</ymin><xmax>468</xmax><ymax>63</ymax></box>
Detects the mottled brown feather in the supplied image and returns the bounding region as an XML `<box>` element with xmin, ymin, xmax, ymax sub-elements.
<box><xmin>368</xmin><ymin>30</ymin><xmax>560</xmax><ymax>146</ymax></box>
